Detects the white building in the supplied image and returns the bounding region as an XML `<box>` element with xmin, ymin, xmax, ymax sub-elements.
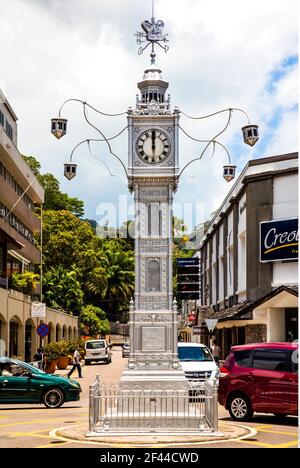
<box><xmin>197</xmin><ymin>153</ymin><xmax>298</xmax><ymax>359</ymax></box>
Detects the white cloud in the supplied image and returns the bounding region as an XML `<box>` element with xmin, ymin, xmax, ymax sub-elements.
<box><xmin>0</xmin><ymin>0</ymin><xmax>297</xmax><ymax>227</ymax></box>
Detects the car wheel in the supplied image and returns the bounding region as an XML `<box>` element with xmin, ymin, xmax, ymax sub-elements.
<box><xmin>228</xmin><ymin>394</ymin><xmax>253</xmax><ymax>421</ymax></box>
<box><xmin>105</xmin><ymin>358</ymin><xmax>111</xmax><ymax>364</ymax></box>
<box><xmin>43</xmin><ymin>388</ymin><xmax>65</xmax><ymax>409</ymax></box>
<box><xmin>85</xmin><ymin>360</ymin><xmax>91</xmax><ymax>366</ymax></box>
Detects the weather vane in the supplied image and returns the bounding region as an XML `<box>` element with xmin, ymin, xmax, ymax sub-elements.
<box><xmin>135</xmin><ymin>0</ymin><xmax>169</xmax><ymax>65</ymax></box>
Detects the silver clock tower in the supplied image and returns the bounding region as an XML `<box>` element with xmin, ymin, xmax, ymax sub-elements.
<box><xmin>120</xmin><ymin>11</ymin><xmax>187</xmax><ymax>392</ymax></box>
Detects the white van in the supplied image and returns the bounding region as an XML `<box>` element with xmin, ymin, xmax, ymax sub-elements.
<box><xmin>84</xmin><ymin>339</ymin><xmax>112</xmax><ymax>365</ymax></box>
<box><xmin>178</xmin><ymin>342</ymin><xmax>219</xmax><ymax>386</ymax></box>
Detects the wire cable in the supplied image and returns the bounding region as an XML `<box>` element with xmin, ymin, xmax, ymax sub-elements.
<box><xmin>181</xmin><ymin>107</ymin><xmax>250</xmax><ymax>124</ymax></box>
<box><xmin>58</xmin><ymin>98</ymin><xmax>127</xmax><ymax>118</ymax></box>
<box><xmin>82</xmin><ymin>104</ymin><xmax>128</xmax><ymax>177</ymax></box>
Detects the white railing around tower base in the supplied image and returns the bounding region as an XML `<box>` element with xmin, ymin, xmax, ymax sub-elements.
<box><xmin>88</xmin><ymin>374</ymin><xmax>219</xmax><ymax>434</ymax></box>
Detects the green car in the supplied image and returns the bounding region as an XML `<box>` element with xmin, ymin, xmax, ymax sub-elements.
<box><xmin>0</xmin><ymin>357</ymin><xmax>81</xmax><ymax>408</ymax></box>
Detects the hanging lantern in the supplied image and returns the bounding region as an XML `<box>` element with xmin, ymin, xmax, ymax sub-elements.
<box><xmin>242</xmin><ymin>124</ymin><xmax>259</xmax><ymax>147</ymax></box>
<box><xmin>64</xmin><ymin>163</ymin><xmax>77</xmax><ymax>180</ymax></box>
<box><xmin>51</xmin><ymin>118</ymin><xmax>68</xmax><ymax>139</ymax></box>
<box><xmin>223</xmin><ymin>164</ymin><xmax>236</xmax><ymax>182</ymax></box>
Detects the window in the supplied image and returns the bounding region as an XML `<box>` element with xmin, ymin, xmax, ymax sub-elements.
<box><xmin>178</xmin><ymin>346</ymin><xmax>213</xmax><ymax>362</ymax></box>
<box><xmin>147</xmin><ymin>260</ymin><xmax>160</xmax><ymax>292</ymax></box>
<box><xmin>234</xmin><ymin>349</ymin><xmax>251</xmax><ymax>368</ymax></box>
<box><xmin>0</xmin><ymin>109</ymin><xmax>4</xmax><ymax>127</ymax></box>
<box><xmin>86</xmin><ymin>341</ymin><xmax>105</xmax><ymax>350</ymax></box>
<box><xmin>5</xmin><ymin>120</ymin><xmax>13</xmax><ymax>140</ymax></box>
<box><xmin>252</xmin><ymin>350</ymin><xmax>288</xmax><ymax>372</ymax></box>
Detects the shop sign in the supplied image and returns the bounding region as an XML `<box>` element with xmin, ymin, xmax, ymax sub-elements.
<box><xmin>31</xmin><ymin>302</ymin><xmax>46</xmax><ymax>318</ymax></box>
<box><xmin>260</xmin><ymin>218</ymin><xmax>298</xmax><ymax>262</ymax></box>
<box><xmin>192</xmin><ymin>326</ymin><xmax>208</xmax><ymax>336</ymax></box>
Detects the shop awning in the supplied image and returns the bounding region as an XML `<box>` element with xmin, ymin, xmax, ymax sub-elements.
<box><xmin>202</xmin><ymin>285</ymin><xmax>298</xmax><ymax>322</ymax></box>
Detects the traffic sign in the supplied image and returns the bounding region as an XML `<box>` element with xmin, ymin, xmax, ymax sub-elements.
<box><xmin>37</xmin><ymin>323</ymin><xmax>49</xmax><ymax>338</ymax></box>
<box><xmin>205</xmin><ymin>319</ymin><xmax>218</xmax><ymax>333</ymax></box>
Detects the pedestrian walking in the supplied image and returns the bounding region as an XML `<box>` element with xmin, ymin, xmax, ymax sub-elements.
<box><xmin>33</xmin><ymin>348</ymin><xmax>43</xmax><ymax>370</ymax></box>
<box><xmin>67</xmin><ymin>348</ymin><xmax>82</xmax><ymax>378</ymax></box>
<box><xmin>211</xmin><ymin>340</ymin><xmax>221</xmax><ymax>365</ymax></box>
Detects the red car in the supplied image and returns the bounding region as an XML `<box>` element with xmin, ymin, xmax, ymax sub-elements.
<box><xmin>219</xmin><ymin>342</ymin><xmax>298</xmax><ymax>421</ymax></box>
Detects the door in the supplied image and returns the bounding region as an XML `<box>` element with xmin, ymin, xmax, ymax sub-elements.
<box><xmin>249</xmin><ymin>349</ymin><xmax>290</xmax><ymax>414</ymax></box>
<box><xmin>285</xmin><ymin>309</ymin><xmax>298</xmax><ymax>342</ymax></box>
<box><xmin>287</xmin><ymin>350</ymin><xmax>298</xmax><ymax>415</ymax></box>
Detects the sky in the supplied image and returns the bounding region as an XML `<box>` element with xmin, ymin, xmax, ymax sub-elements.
<box><xmin>0</xmin><ymin>0</ymin><xmax>298</xmax><ymax>233</ymax></box>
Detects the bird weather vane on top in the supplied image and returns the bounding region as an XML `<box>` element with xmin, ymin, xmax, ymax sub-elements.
<box><xmin>135</xmin><ymin>3</ymin><xmax>169</xmax><ymax>65</ymax></box>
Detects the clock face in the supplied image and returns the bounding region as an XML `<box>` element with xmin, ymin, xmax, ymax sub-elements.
<box><xmin>136</xmin><ymin>129</ymin><xmax>170</xmax><ymax>164</ymax></box>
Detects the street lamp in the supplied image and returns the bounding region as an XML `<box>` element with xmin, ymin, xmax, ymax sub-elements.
<box><xmin>51</xmin><ymin>118</ymin><xmax>67</xmax><ymax>139</ymax></box>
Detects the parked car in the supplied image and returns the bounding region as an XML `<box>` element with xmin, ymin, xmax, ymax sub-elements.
<box><xmin>122</xmin><ymin>343</ymin><xmax>130</xmax><ymax>358</ymax></box>
<box><xmin>0</xmin><ymin>357</ymin><xmax>81</xmax><ymax>408</ymax></box>
<box><xmin>178</xmin><ymin>342</ymin><xmax>220</xmax><ymax>389</ymax></box>
<box><xmin>219</xmin><ymin>342</ymin><xmax>298</xmax><ymax>421</ymax></box>
<box><xmin>84</xmin><ymin>339</ymin><xmax>112</xmax><ymax>365</ymax></box>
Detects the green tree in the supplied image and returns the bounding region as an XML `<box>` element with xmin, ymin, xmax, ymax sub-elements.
<box><xmin>43</xmin><ymin>266</ymin><xmax>84</xmax><ymax>314</ymax></box>
<box><xmin>40</xmin><ymin>210</ymin><xmax>96</xmax><ymax>271</ymax></box>
<box><xmin>80</xmin><ymin>305</ymin><xmax>110</xmax><ymax>337</ymax></box>
<box><xmin>99</xmin><ymin>240</ymin><xmax>135</xmax><ymax>320</ymax></box>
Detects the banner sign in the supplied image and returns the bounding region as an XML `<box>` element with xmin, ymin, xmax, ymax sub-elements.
<box><xmin>260</xmin><ymin>218</ymin><xmax>298</xmax><ymax>262</ymax></box>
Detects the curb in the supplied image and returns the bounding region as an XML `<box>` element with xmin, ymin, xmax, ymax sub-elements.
<box><xmin>50</xmin><ymin>422</ymin><xmax>256</xmax><ymax>447</ymax></box>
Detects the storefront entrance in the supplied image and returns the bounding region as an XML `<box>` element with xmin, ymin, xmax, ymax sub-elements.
<box><xmin>285</xmin><ymin>308</ymin><xmax>298</xmax><ymax>341</ymax></box>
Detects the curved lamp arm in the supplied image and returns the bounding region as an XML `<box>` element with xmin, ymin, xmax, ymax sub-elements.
<box><xmin>82</xmin><ymin>104</ymin><xmax>128</xmax><ymax>177</ymax></box>
<box><xmin>58</xmin><ymin>98</ymin><xmax>127</xmax><ymax>118</ymax></box>
<box><xmin>68</xmin><ymin>138</ymin><xmax>127</xmax><ymax>183</ymax></box>
<box><xmin>181</xmin><ymin>107</ymin><xmax>251</xmax><ymax>124</ymax></box>
<box><xmin>179</xmin><ymin>110</ymin><xmax>233</xmax><ymax>178</ymax></box>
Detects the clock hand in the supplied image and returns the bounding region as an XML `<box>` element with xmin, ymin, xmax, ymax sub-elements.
<box><xmin>151</xmin><ymin>130</ymin><xmax>156</xmax><ymax>152</ymax></box>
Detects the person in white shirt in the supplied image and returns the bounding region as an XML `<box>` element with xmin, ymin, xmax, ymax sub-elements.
<box><xmin>211</xmin><ymin>340</ymin><xmax>221</xmax><ymax>365</ymax></box>
<box><xmin>67</xmin><ymin>349</ymin><xmax>82</xmax><ymax>378</ymax></box>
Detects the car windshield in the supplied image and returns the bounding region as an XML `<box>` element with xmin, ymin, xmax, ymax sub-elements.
<box><xmin>178</xmin><ymin>346</ymin><xmax>213</xmax><ymax>362</ymax></box>
<box><xmin>86</xmin><ymin>341</ymin><xmax>105</xmax><ymax>350</ymax></box>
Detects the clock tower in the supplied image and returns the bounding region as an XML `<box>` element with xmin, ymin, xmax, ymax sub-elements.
<box><xmin>120</xmin><ymin>14</ymin><xmax>187</xmax><ymax>392</ymax></box>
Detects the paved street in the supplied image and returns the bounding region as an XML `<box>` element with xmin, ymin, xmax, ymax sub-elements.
<box><xmin>0</xmin><ymin>347</ymin><xmax>298</xmax><ymax>449</ymax></box>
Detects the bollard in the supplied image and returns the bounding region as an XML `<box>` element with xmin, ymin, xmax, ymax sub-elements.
<box><xmin>212</xmin><ymin>378</ymin><xmax>219</xmax><ymax>432</ymax></box>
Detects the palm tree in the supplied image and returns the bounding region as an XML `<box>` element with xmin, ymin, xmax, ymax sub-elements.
<box><xmin>100</xmin><ymin>240</ymin><xmax>135</xmax><ymax>321</ymax></box>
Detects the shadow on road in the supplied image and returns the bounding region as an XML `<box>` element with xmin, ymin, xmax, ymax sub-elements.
<box><xmin>0</xmin><ymin>405</ymin><xmax>83</xmax><ymax>411</ymax></box>
<box><xmin>219</xmin><ymin>414</ymin><xmax>298</xmax><ymax>427</ymax></box>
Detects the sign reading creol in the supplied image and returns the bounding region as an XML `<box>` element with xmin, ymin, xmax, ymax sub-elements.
<box><xmin>260</xmin><ymin>218</ymin><xmax>298</xmax><ymax>262</ymax></box>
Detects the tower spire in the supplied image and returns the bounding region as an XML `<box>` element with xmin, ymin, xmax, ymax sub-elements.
<box><xmin>135</xmin><ymin>1</ymin><xmax>169</xmax><ymax>67</ymax></box>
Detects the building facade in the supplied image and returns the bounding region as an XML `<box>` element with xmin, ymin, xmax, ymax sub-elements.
<box><xmin>196</xmin><ymin>153</ymin><xmax>298</xmax><ymax>359</ymax></box>
<box><xmin>0</xmin><ymin>89</ymin><xmax>78</xmax><ymax>360</ymax></box>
